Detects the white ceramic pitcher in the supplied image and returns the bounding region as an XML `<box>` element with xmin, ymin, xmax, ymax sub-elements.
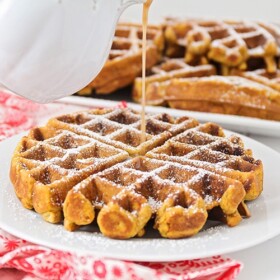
<box><xmin>0</xmin><ymin>0</ymin><xmax>145</xmax><ymax>103</ymax></box>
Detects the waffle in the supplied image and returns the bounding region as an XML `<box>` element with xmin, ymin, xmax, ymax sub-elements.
<box><xmin>164</xmin><ymin>75</ymin><xmax>280</xmax><ymax>121</ymax></box>
<box><xmin>63</xmin><ymin>120</ymin><xmax>262</xmax><ymax>239</ymax></box>
<box><xmin>258</xmin><ymin>22</ymin><xmax>280</xmax><ymax>68</ymax></box>
<box><xmin>78</xmin><ymin>23</ymin><xmax>164</xmax><ymax>95</ymax></box>
<box><xmin>133</xmin><ymin>58</ymin><xmax>216</xmax><ymax>105</ymax></box>
<box><xmin>165</xmin><ymin>18</ymin><xmax>278</xmax><ymax>74</ymax></box>
<box><xmin>10</xmin><ymin>128</ymin><xmax>129</xmax><ymax>223</ymax></box>
<box><xmin>63</xmin><ymin>155</ymin><xmax>248</xmax><ymax>238</ymax></box>
<box><xmin>146</xmin><ymin>122</ymin><xmax>263</xmax><ymax>202</ymax></box>
<box><xmin>46</xmin><ymin>108</ymin><xmax>199</xmax><ymax>156</ymax></box>
<box><xmin>64</xmin><ymin>157</ymin><xmax>213</xmax><ymax>239</ymax></box>
<box><xmin>11</xmin><ymin>108</ymin><xmax>263</xmax><ymax>239</ymax></box>
<box><xmin>231</xmin><ymin>68</ymin><xmax>280</xmax><ymax>93</ymax></box>
<box><xmin>10</xmin><ymin>108</ymin><xmax>198</xmax><ymax>223</ymax></box>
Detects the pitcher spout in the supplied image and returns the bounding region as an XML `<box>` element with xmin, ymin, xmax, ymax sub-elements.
<box><xmin>120</xmin><ymin>0</ymin><xmax>145</xmax><ymax>10</ymax></box>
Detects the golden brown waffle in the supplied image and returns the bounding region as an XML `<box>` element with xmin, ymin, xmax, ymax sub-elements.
<box><xmin>231</xmin><ymin>68</ymin><xmax>280</xmax><ymax>93</ymax></box>
<box><xmin>78</xmin><ymin>23</ymin><xmax>164</xmax><ymax>95</ymax></box>
<box><xmin>146</xmin><ymin>122</ymin><xmax>263</xmax><ymax>202</ymax></box>
<box><xmin>63</xmin><ymin>120</ymin><xmax>261</xmax><ymax>239</ymax></box>
<box><xmin>10</xmin><ymin>108</ymin><xmax>198</xmax><ymax>224</ymax></box>
<box><xmin>258</xmin><ymin>22</ymin><xmax>280</xmax><ymax>68</ymax></box>
<box><xmin>165</xmin><ymin>18</ymin><xmax>278</xmax><ymax>74</ymax></box>
<box><xmin>47</xmin><ymin>108</ymin><xmax>199</xmax><ymax>156</ymax></box>
<box><xmin>133</xmin><ymin>58</ymin><xmax>216</xmax><ymax>105</ymax></box>
<box><xmin>11</xmin><ymin>109</ymin><xmax>263</xmax><ymax>239</ymax></box>
<box><xmin>75</xmin><ymin>19</ymin><xmax>280</xmax><ymax>122</ymax></box>
<box><xmin>64</xmin><ymin>156</ymin><xmax>247</xmax><ymax>238</ymax></box>
<box><xmin>64</xmin><ymin>156</ymin><xmax>238</xmax><ymax>239</ymax></box>
<box><xmin>10</xmin><ymin>128</ymin><xmax>129</xmax><ymax>223</ymax></box>
<box><xmin>164</xmin><ymin>76</ymin><xmax>280</xmax><ymax>121</ymax></box>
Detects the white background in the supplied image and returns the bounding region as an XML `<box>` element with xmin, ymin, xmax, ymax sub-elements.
<box><xmin>121</xmin><ymin>0</ymin><xmax>280</xmax><ymax>23</ymax></box>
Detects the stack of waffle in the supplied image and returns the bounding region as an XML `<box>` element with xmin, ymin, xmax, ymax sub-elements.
<box><xmin>78</xmin><ymin>19</ymin><xmax>280</xmax><ymax>121</ymax></box>
<box><xmin>79</xmin><ymin>23</ymin><xmax>164</xmax><ymax>95</ymax></box>
<box><xmin>164</xmin><ymin>18</ymin><xmax>279</xmax><ymax>74</ymax></box>
<box><xmin>161</xmin><ymin>18</ymin><xmax>280</xmax><ymax>119</ymax></box>
<box><xmin>10</xmin><ymin>108</ymin><xmax>263</xmax><ymax>239</ymax></box>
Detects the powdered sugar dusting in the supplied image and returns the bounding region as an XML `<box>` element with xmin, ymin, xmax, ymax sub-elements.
<box><xmin>148</xmin><ymin>196</ymin><xmax>162</xmax><ymax>211</ymax></box>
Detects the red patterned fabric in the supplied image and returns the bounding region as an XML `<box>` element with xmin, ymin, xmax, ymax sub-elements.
<box><xmin>0</xmin><ymin>91</ymin><xmax>242</xmax><ymax>279</ymax></box>
<box><xmin>0</xmin><ymin>91</ymin><xmax>45</xmax><ymax>141</ymax></box>
<box><xmin>0</xmin><ymin>229</ymin><xmax>242</xmax><ymax>280</ymax></box>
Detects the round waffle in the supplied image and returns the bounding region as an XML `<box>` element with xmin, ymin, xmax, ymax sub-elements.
<box><xmin>10</xmin><ymin>108</ymin><xmax>263</xmax><ymax>239</ymax></box>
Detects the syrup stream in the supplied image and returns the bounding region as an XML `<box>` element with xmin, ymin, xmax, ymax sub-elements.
<box><xmin>141</xmin><ymin>0</ymin><xmax>153</xmax><ymax>143</ymax></box>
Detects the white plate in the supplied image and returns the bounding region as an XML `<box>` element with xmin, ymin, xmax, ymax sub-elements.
<box><xmin>1</xmin><ymin>131</ymin><xmax>280</xmax><ymax>262</ymax></box>
<box><xmin>58</xmin><ymin>96</ymin><xmax>280</xmax><ymax>137</ymax></box>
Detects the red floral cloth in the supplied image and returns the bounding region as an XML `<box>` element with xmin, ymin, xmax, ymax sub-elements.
<box><xmin>0</xmin><ymin>91</ymin><xmax>242</xmax><ymax>280</ymax></box>
<box><xmin>0</xmin><ymin>91</ymin><xmax>45</xmax><ymax>141</ymax></box>
<box><xmin>0</xmin><ymin>229</ymin><xmax>241</xmax><ymax>280</ymax></box>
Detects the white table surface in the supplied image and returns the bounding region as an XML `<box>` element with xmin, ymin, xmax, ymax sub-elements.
<box><xmin>121</xmin><ymin>0</ymin><xmax>280</xmax><ymax>23</ymax></box>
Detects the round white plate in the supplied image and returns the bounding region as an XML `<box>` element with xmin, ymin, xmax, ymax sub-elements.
<box><xmin>0</xmin><ymin>132</ymin><xmax>280</xmax><ymax>262</ymax></box>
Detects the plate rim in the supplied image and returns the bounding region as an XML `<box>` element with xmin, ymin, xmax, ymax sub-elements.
<box><xmin>57</xmin><ymin>96</ymin><xmax>280</xmax><ymax>137</ymax></box>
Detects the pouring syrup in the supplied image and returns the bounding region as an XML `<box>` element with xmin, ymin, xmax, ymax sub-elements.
<box><xmin>141</xmin><ymin>0</ymin><xmax>153</xmax><ymax>143</ymax></box>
